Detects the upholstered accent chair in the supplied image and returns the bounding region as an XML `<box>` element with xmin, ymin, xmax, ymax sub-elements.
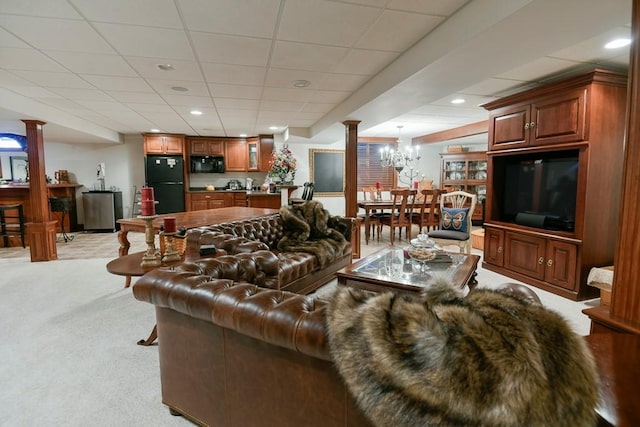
<box><xmin>427</xmin><ymin>190</ymin><xmax>476</xmax><ymax>253</ymax></box>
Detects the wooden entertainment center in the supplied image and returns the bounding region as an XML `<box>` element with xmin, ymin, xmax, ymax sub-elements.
<box><xmin>481</xmin><ymin>69</ymin><xmax>627</xmax><ymax>300</ymax></box>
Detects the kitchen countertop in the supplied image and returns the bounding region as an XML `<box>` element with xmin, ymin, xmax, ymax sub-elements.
<box><xmin>188</xmin><ymin>187</ymin><xmax>280</xmax><ymax>196</ymax></box>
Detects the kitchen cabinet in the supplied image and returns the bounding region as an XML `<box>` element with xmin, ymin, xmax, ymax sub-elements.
<box><xmin>188</xmin><ymin>138</ymin><xmax>224</xmax><ymax>156</ymax></box>
<box><xmin>440</xmin><ymin>151</ymin><xmax>486</xmax><ymax>222</ymax></box>
<box><xmin>189</xmin><ymin>193</ymin><xmax>226</xmax><ymax>211</ymax></box>
<box><xmin>482</xmin><ymin>69</ymin><xmax>627</xmax><ymax>300</ymax></box>
<box><xmin>188</xmin><ymin>192</ymin><xmax>247</xmax><ymax>211</ymax></box>
<box><xmin>247</xmin><ymin>137</ymin><xmax>259</xmax><ymax>171</ymax></box>
<box><xmin>259</xmin><ymin>134</ymin><xmax>274</xmax><ymax>172</ymax></box>
<box><xmin>224</xmin><ymin>139</ymin><xmax>247</xmax><ymax>172</ymax></box>
<box><xmin>144</xmin><ymin>134</ymin><xmax>184</xmax><ymax>155</ymax></box>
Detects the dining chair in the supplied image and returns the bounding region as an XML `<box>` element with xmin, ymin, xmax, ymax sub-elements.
<box><xmin>360</xmin><ymin>186</ymin><xmax>386</xmax><ymax>241</ymax></box>
<box><xmin>379</xmin><ymin>188</ymin><xmax>416</xmax><ymax>245</ymax></box>
<box><xmin>427</xmin><ymin>190</ymin><xmax>477</xmax><ymax>253</ymax></box>
<box><xmin>411</xmin><ymin>189</ymin><xmax>443</xmax><ymax>235</ymax></box>
<box><xmin>289</xmin><ymin>182</ymin><xmax>314</xmax><ymax>205</ymax></box>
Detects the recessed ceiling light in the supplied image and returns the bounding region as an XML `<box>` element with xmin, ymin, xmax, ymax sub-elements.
<box><xmin>156</xmin><ymin>64</ymin><xmax>174</xmax><ymax>71</ymax></box>
<box><xmin>239</xmin><ymin>133</ymin><xmax>247</xmax><ymax>137</ymax></box>
<box><xmin>292</xmin><ymin>79</ymin><xmax>311</xmax><ymax>88</ymax></box>
<box><xmin>269</xmin><ymin>126</ymin><xmax>278</xmax><ymax>130</ymax></box>
<box><xmin>150</xmin><ymin>128</ymin><xmax>161</xmax><ymax>133</ymax></box>
<box><xmin>451</xmin><ymin>98</ymin><xmax>465</xmax><ymax>104</ymax></box>
<box><xmin>171</xmin><ymin>86</ymin><xmax>188</xmax><ymax>92</ymax></box>
<box><xmin>605</xmin><ymin>38</ymin><xmax>631</xmax><ymax>49</ymax></box>
<box><xmin>190</xmin><ymin>110</ymin><xmax>203</xmax><ymax>116</ymax></box>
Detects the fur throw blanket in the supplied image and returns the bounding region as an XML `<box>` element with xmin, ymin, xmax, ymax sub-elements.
<box><xmin>277</xmin><ymin>201</ymin><xmax>347</xmax><ymax>268</ymax></box>
<box><xmin>326</xmin><ymin>280</ymin><xmax>598</xmax><ymax>427</ymax></box>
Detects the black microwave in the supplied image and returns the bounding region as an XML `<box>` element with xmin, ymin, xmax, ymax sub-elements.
<box><xmin>190</xmin><ymin>155</ymin><xmax>225</xmax><ymax>173</ymax></box>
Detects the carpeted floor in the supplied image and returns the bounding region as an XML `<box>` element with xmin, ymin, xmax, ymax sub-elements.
<box><xmin>0</xmin><ymin>228</ymin><xmax>599</xmax><ymax>426</ymax></box>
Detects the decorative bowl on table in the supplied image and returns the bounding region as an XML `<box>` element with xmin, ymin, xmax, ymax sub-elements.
<box><xmin>406</xmin><ymin>245</ymin><xmax>438</xmax><ymax>262</ymax></box>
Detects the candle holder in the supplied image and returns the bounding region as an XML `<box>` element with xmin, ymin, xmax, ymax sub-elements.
<box><xmin>139</xmin><ymin>215</ymin><xmax>161</xmax><ymax>268</ymax></box>
<box><xmin>161</xmin><ymin>232</ymin><xmax>181</xmax><ymax>263</ymax></box>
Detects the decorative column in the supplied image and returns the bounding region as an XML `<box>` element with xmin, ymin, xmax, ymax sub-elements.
<box><xmin>608</xmin><ymin>0</ymin><xmax>640</xmax><ymax>331</ymax></box>
<box><xmin>23</xmin><ymin>120</ymin><xmax>57</xmax><ymax>262</ymax></box>
<box><xmin>343</xmin><ymin>120</ymin><xmax>361</xmax><ymax>259</ymax></box>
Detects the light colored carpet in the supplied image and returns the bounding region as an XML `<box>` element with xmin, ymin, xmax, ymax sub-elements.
<box><xmin>0</xmin><ymin>229</ymin><xmax>599</xmax><ymax>426</ymax></box>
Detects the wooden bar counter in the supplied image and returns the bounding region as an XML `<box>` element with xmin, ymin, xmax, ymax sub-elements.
<box><xmin>0</xmin><ymin>183</ymin><xmax>83</xmax><ymax>246</ymax></box>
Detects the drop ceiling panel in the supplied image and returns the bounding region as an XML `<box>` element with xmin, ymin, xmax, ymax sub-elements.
<box><xmin>0</xmin><ymin>16</ymin><xmax>114</xmax><ymax>53</ymax></box>
<box><xmin>316</xmin><ymin>73</ymin><xmax>370</xmax><ymax>91</ymax></box>
<box><xmin>260</xmin><ymin>100</ymin><xmax>305</xmax><ymax>112</ymax></box>
<box><xmin>355</xmin><ymin>10</ymin><xmax>444</xmax><ymax>52</ymax></box>
<box><xmin>44</xmin><ymin>51</ymin><xmax>137</xmax><ymax>76</ymax></box>
<box><xmin>301</xmin><ymin>103</ymin><xmax>334</xmax><ymax>113</ymax></box>
<box><xmin>93</xmin><ymin>23</ymin><xmax>194</xmax><ymax>60</ymax></box>
<box><xmin>160</xmin><ymin>94</ymin><xmax>214</xmax><ymax>107</ymax></box>
<box><xmin>81</xmin><ymin>75</ymin><xmax>153</xmax><ymax>92</ymax></box>
<box><xmin>190</xmin><ymin>32</ymin><xmax>272</xmax><ymax>67</ymax></box>
<box><xmin>326</xmin><ymin>48</ymin><xmax>400</xmax><ymax>75</ymax></box>
<box><xmin>262</xmin><ymin>87</ymin><xmax>312</xmax><ymax>102</ymax></box>
<box><xmin>277</xmin><ymin>0</ymin><xmax>380</xmax><ymax>47</ymax></box>
<box><xmin>17</xmin><ymin>71</ymin><xmax>94</xmax><ymax>88</ymax></box>
<box><xmin>0</xmin><ymin>27</ymin><xmax>30</xmax><ymax>48</ymax></box>
<box><xmin>271</xmin><ymin>41</ymin><xmax>348</xmax><ymax>72</ymax></box>
<box><xmin>71</xmin><ymin>0</ymin><xmax>182</xmax><ymax>28</ymax></box>
<box><xmin>125</xmin><ymin>57</ymin><xmax>204</xmax><ymax>81</ymax></box>
<box><xmin>0</xmin><ymin>47</ymin><xmax>67</xmax><ymax>72</ymax></box>
<box><xmin>9</xmin><ymin>86</ymin><xmax>62</xmax><ymax>98</ymax></box>
<box><xmin>177</xmin><ymin>0</ymin><xmax>281</xmax><ymax>38</ymax></box>
<box><xmin>105</xmin><ymin>91</ymin><xmax>165</xmax><ymax>104</ymax></box>
<box><xmin>49</xmin><ymin>87</ymin><xmax>114</xmax><ymax>101</ymax></box>
<box><xmin>387</xmin><ymin>0</ymin><xmax>470</xmax><ymax>15</ymax></box>
<box><xmin>264</xmin><ymin>68</ymin><xmax>328</xmax><ymax>89</ymax></box>
<box><xmin>208</xmin><ymin>83</ymin><xmax>263</xmax><ymax>99</ymax></box>
<box><xmin>0</xmin><ymin>0</ymin><xmax>82</xmax><ymax>19</ymax></box>
<box><xmin>214</xmin><ymin>99</ymin><xmax>260</xmax><ymax>110</ymax></box>
<box><xmin>201</xmin><ymin>63</ymin><xmax>266</xmax><ymax>86</ymax></box>
<box><xmin>125</xmin><ymin>103</ymin><xmax>174</xmax><ymax>113</ymax></box>
<box><xmin>145</xmin><ymin>79</ymin><xmax>209</xmax><ymax>95</ymax></box>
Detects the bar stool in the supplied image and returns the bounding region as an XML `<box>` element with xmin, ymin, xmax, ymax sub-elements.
<box><xmin>0</xmin><ymin>204</ymin><xmax>26</xmax><ymax>248</ymax></box>
<box><xmin>49</xmin><ymin>197</ymin><xmax>74</xmax><ymax>242</ymax></box>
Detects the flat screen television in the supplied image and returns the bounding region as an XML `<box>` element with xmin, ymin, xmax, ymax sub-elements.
<box><xmin>501</xmin><ymin>150</ymin><xmax>579</xmax><ymax>231</ymax></box>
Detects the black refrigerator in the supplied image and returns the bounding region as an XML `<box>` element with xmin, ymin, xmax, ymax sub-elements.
<box><xmin>145</xmin><ymin>155</ymin><xmax>185</xmax><ymax>214</ymax></box>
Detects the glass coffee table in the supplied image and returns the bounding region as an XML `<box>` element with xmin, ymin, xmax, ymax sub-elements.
<box><xmin>337</xmin><ymin>246</ymin><xmax>480</xmax><ymax>295</ymax></box>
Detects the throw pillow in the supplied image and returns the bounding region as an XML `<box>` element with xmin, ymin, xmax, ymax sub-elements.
<box><xmin>441</xmin><ymin>207</ymin><xmax>469</xmax><ymax>233</ymax></box>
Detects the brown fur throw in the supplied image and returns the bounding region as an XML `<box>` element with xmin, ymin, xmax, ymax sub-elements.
<box><xmin>277</xmin><ymin>201</ymin><xmax>346</xmax><ymax>267</ymax></box>
<box><xmin>326</xmin><ymin>279</ymin><xmax>598</xmax><ymax>427</ymax></box>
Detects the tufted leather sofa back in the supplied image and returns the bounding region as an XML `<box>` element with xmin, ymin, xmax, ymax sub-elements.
<box><xmin>133</xmin><ymin>271</ymin><xmax>331</xmax><ymax>360</ymax></box>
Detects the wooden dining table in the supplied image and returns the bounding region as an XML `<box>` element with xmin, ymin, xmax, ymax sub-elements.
<box><xmin>358</xmin><ymin>199</ymin><xmax>434</xmax><ymax>244</ymax></box>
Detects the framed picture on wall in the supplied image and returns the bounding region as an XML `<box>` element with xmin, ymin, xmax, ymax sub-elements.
<box><xmin>10</xmin><ymin>156</ymin><xmax>28</xmax><ymax>182</ymax></box>
<box><xmin>310</xmin><ymin>149</ymin><xmax>344</xmax><ymax>196</ymax></box>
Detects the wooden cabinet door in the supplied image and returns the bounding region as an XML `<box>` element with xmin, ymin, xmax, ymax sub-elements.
<box><xmin>163</xmin><ymin>136</ymin><xmax>184</xmax><ymax>154</ymax></box>
<box><xmin>190</xmin><ymin>139</ymin><xmax>208</xmax><ymax>155</ymax></box>
<box><xmin>145</xmin><ymin>135</ymin><xmax>183</xmax><ymax>154</ymax></box>
<box><xmin>544</xmin><ymin>240</ymin><xmax>578</xmax><ymax>290</ymax></box>
<box><xmin>531</xmin><ymin>88</ymin><xmax>587</xmax><ymax>146</ymax></box>
<box><xmin>504</xmin><ymin>231</ymin><xmax>546</xmax><ymax>280</ymax></box>
<box><xmin>247</xmin><ymin>138</ymin><xmax>259</xmax><ymax>171</ymax></box>
<box><xmin>484</xmin><ymin>227</ymin><xmax>504</xmax><ymax>266</ymax></box>
<box><xmin>144</xmin><ymin>136</ymin><xmax>166</xmax><ymax>154</ymax></box>
<box><xmin>190</xmin><ymin>195</ymin><xmax>208</xmax><ymax>211</ymax></box>
<box><xmin>489</xmin><ymin>104</ymin><xmax>530</xmax><ymax>150</ymax></box>
<box><xmin>208</xmin><ymin>140</ymin><xmax>224</xmax><ymax>155</ymax></box>
<box><xmin>259</xmin><ymin>135</ymin><xmax>274</xmax><ymax>172</ymax></box>
<box><xmin>225</xmin><ymin>139</ymin><xmax>247</xmax><ymax>172</ymax></box>
<box><xmin>233</xmin><ymin>193</ymin><xmax>247</xmax><ymax>207</ymax></box>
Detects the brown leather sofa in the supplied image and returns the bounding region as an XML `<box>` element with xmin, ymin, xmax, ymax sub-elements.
<box><xmin>133</xmin><ymin>275</ymin><xmax>372</xmax><ymax>427</ymax></box>
<box><xmin>181</xmin><ymin>212</ymin><xmax>356</xmax><ymax>294</ymax></box>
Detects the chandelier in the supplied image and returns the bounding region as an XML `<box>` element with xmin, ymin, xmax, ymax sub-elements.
<box><xmin>380</xmin><ymin>126</ymin><xmax>422</xmax><ymax>186</ymax></box>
